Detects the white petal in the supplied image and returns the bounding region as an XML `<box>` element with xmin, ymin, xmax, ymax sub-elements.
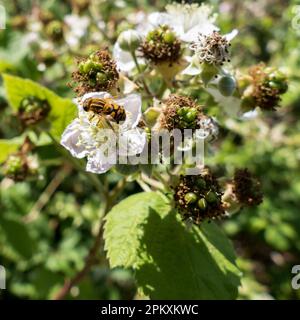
<box><xmin>148</xmin><ymin>12</ymin><xmax>174</xmax><ymax>29</ymax></box>
<box><xmin>118</xmin><ymin>128</ymin><xmax>147</xmax><ymax>157</ymax></box>
<box><xmin>113</xmin><ymin>43</ymin><xmax>136</xmax><ymax>72</ymax></box>
<box><xmin>241</xmin><ymin>109</ymin><xmax>258</xmax><ymax>120</ymax></box>
<box><xmin>181</xmin><ymin>23</ymin><xmax>218</xmax><ymax>42</ymax></box>
<box><xmin>117</xmin><ymin>94</ymin><xmax>142</xmax><ymax>128</ymax></box>
<box><xmin>206</xmin><ymin>87</ymin><xmax>241</xmax><ymax>117</ymax></box>
<box><xmin>225</xmin><ymin>29</ymin><xmax>238</xmax><ymax>41</ymax></box>
<box><xmin>81</xmin><ymin>91</ymin><xmax>110</xmax><ymax>102</ymax></box>
<box><xmin>61</xmin><ymin>119</ymin><xmax>88</xmax><ymax>158</ymax></box>
<box><xmin>182</xmin><ymin>62</ymin><xmax>201</xmax><ymax>75</ymax></box>
<box><xmin>86</xmin><ymin>150</ymin><xmax>113</xmax><ymax>174</ymax></box>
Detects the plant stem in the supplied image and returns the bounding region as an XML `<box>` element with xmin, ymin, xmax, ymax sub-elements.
<box><xmin>130</xmin><ymin>50</ymin><xmax>153</xmax><ymax>97</ymax></box>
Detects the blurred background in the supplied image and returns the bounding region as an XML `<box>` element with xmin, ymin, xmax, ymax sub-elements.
<box><xmin>0</xmin><ymin>0</ymin><xmax>300</xmax><ymax>299</ymax></box>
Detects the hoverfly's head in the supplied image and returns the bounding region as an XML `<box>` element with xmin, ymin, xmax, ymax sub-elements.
<box><xmin>83</xmin><ymin>98</ymin><xmax>92</xmax><ymax>112</ymax></box>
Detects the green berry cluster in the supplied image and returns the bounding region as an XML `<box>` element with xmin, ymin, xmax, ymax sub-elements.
<box><xmin>243</xmin><ymin>64</ymin><xmax>288</xmax><ymax>111</ymax></box>
<box><xmin>71</xmin><ymin>50</ymin><xmax>119</xmax><ymax>96</ymax></box>
<box><xmin>18</xmin><ymin>96</ymin><xmax>50</xmax><ymax>126</ymax></box>
<box><xmin>174</xmin><ymin>170</ymin><xmax>225</xmax><ymax>224</ymax></box>
<box><xmin>161</xmin><ymin>94</ymin><xmax>204</xmax><ymax>131</ymax></box>
<box><xmin>141</xmin><ymin>25</ymin><xmax>181</xmax><ymax>64</ymax></box>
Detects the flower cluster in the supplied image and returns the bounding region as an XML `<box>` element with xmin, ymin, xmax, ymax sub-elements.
<box><xmin>56</xmin><ymin>2</ymin><xmax>281</xmax><ymax>224</ymax></box>
<box><xmin>241</xmin><ymin>63</ymin><xmax>288</xmax><ymax>111</ymax></box>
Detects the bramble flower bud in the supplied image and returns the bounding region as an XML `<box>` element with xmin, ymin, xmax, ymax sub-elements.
<box><xmin>218</xmin><ymin>75</ymin><xmax>236</xmax><ymax>96</ymax></box>
<box><xmin>45</xmin><ymin>20</ymin><xmax>64</xmax><ymax>41</ymax></box>
<box><xmin>71</xmin><ymin>50</ymin><xmax>119</xmax><ymax>96</ymax></box>
<box><xmin>117</xmin><ymin>30</ymin><xmax>141</xmax><ymax>52</ymax></box>
<box><xmin>140</xmin><ymin>25</ymin><xmax>182</xmax><ymax>65</ymax></box>
<box><xmin>173</xmin><ymin>170</ymin><xmax>225</xmax><ymax>224</ymax></box>
<box><xmin>18</xmin><ymin>96</ymin><xmax>51</xmax><ymax>126</ymax></box>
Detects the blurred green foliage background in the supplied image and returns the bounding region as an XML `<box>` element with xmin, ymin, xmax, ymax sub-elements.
<box><xmin>0</xmin><ymin>0</ymin><xmax>300</xmax><ymax>299</ymax></box>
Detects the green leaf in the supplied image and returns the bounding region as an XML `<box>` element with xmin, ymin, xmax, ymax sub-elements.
<box><xmin>104</xmin><ymin>192</ymin><xmax>241</xmax><ymax>299</ymax></box>
<box><xmin>0</xmin><ymin>139</ymin><xmax>21</xmax><ymax>163</ymax></box>
<box><xmin>0</xmin><ymin>216</ymin><xmax>36</xmax><ymax>259</ymax></box>
<box><xmin>2</xmin><ymin>74</ymin><xmax>77</xmax><ymax>138</ymax></box>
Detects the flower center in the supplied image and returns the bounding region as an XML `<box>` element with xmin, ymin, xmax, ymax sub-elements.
<box><xmin>140</xmin><ymin>25</ymin><xmax>182</xmax><ymax>64</ymax></box>
<box><xmin>71</xmin><ymin>50</ymin><xmax>119</xmax><ymax>96</ymax></box>
<box><xmin>191</xmin><ymin>31</ymin><xmax>231</xmax><ymax>66</ymax></box>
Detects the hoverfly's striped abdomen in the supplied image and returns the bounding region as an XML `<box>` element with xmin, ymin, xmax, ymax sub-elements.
<box><xmin>83</xmin><ymin>98</ymin><xmax>126</xmax><ymax>123</ymax></box>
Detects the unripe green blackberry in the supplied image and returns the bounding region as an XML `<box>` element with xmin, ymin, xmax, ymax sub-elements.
<box><xmin>173</xmin><ymin>170</ymin><xmax>225</xmax><ymax>224</ymax></box>
<box><xmin>71</xmin><ymin>50</ymin><xmax>119</xmax><ymax>96</ymax></box>
<box><xmin>246</xmin><ymin>63</ymin><xmax>288</xmax><ymax>111</ymax></box>
<box><xmin>18</xmin><ymin>96</ymin><xmax>50</xmax><ymax>126</ymax></box>
<box><xmin>140</xmin><ymin>25</ymin><xmax>182</xmax><ymax>65</ymax></box>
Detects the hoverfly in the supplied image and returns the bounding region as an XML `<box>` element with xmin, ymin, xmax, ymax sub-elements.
<box><xmin>83</xmin><ymin>97</ymin><xmax>126</xmax><ymax>131</ymax></box>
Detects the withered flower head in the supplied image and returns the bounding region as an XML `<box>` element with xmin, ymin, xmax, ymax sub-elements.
<box><xmin>232</xmin><ymin>168</ymin><xmax>263</xmax><ymax>207</ymax></box>
<box><xmin>190</xmin><ymin>31</ymin><xmax>231</xmax><ymax>66</ymax></box>
<box><xmin>159</xmin><ymin>95</ymin><xmax>218</xmax><ymax>140</ymax></box>
<box><xmin>2</xmin><ymin>138</ymin><xmax>37</xmax><ymax>182</ymax></box>
<box><xmin>174</xmin><ymin>169</ymin><xmax>225</xmax><ymax>224</ymax></box>
<box><xmin>140</xmin><ymin>25</ymin><xmax>182</xmax><ymax>65</ymax></box>
<box><xmin>247</xmin><ymin>63</ymin><xmax>288</xmax><ymax>111</ymax></box>
<box><xmin>160</xmin><ymin>94</ymin><xmax>203</xmax><ymax>131</ymax></box>
<box><xmin>71</xmin><ymin>50</ymin><xmax>119</xmax><ymax>96</ymax></box>
<box><xmin>18</xmin><ymin>96</ymin><xmax>51</xmax><ymax>127</ymax></box>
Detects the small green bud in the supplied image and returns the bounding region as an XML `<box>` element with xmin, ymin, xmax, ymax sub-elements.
<box><xmin>201</xmin><ymin>63</ymin><xmax>219</xmax><ymax>85</ymax></box>
<box><xmin>205</xmin><ymin>190</ymin><xmax>218</xmax><ymax>203</ymax></box>
<box><xmin>96</xmin><ymin>72</ymin><xmax>108</xmax><ymax>84</ymax></box>
<box><xmin>268</xmin><ymin>80</ymin><xmax>288</xmax><ymax>94</ymax></box>
<box><xmin>196</xmin><ymin>178</ymin><xmax>206</xmax><ymax>189</ymax></box>
<box><xmin>82</xmin><ymin>60</ymin><xmax>94</xmax><ymax>74</ymax></box>
<box><xmin>118</xmin><ymin>30</ymin><xmax>141</xmax><ymax>52</ymax></box>
<box><xmin>197</xmin><ymin>198</ymin><xmax>207</xmax><ymax>210</ymax></box>
<box><xmin>184</xmin><ymin>192</ymin><xmax>198</xmax><ymax>204</ymax></box>
<box><xmin>184</xmin><ymin>109</ymin><xmax>197</xmax><ymax>122</ymax></box>
<box><xmin>218</xmin><ymin>75</ymin><xmax>236</xmax><ymax>96</ymax></box>
<box><xmin>163</xmin><ymin>30</ymin><xmax>176</xmax><ymax>44</ymax></box>
<box><xmin>176</xmin><ymin>108</ymin><xmax>186</xmax><ymax>117</ymax></box>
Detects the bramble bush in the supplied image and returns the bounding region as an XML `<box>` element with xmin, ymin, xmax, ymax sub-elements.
<box><xmin>0</xmin><ymin>0</ymin><xmax>299</xmax><ymax>300</ymax></box>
